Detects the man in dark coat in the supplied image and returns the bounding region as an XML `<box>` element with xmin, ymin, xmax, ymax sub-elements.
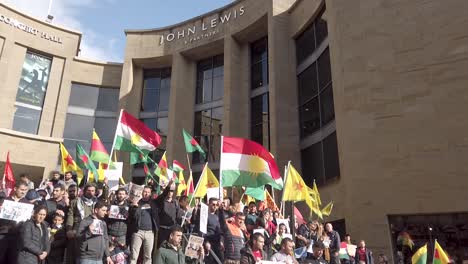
<box><xmin>240</xmin><ymin>233</ymin><xmax>267</xmax><ymax>264</ymax></box>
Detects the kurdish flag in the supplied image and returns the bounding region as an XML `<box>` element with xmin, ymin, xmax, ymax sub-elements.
<box><xmin>115</xmin><ymin>110</ymin><xmax>161</xmax><ymax>152</ymax></box>
<box><xmin>434</xmin><ymin>240</ymin><xmax>450</xmax><ymax>264</ymax></box>
<box><xmin>411</xmin><ymin>244</ymin><xmax>427</xmax><ymax>264</ymax></box>
<box><xmin>173</xmin><ymin>160</ymin><xmax>186</xmax><ymax>172</ymax></box>
<box><xmin>194</xmin><ymin>163</ymin><xmax>219</xmax><ymax>197</ymax></box>
<box><xmin>339</xmin><ymin>242</ymin><xmax>350</xmax><ymax>260</ymax></box>
<box><xmin>183</xmin><ymin>129</ymin><xmax>206</xmax><ymax>159</ymax></box>
<box><xmin>220</xmin><ymin>136</ymin><xmax>282</xmax><ymax>189</ymax></box>
<box><xmin>90</xmin><ymin>130</ymin><xmax>110</xmax><ymax>163</ymax></box>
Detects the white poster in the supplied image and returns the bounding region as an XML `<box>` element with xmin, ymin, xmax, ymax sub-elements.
<box><xmin>275</xmin><ymin>218</ymin><xmax>290</xmax><ymax>234</ymax></box>
<box><xmin>199</xmin><ymin>202</ymin><xmax>208</xmax><ymax>234</ymax></box>
<box><xmin>185</xmin><ymin>235</ymin><xmax>204</xmax><ymax>259</ymax></box>
<box><xmin>104</xmin><ymin>162</ymin><xmax>123</xmax><ymax>191</ymax></box>
<box><xmin>207</xmin><ymin>187</ymin><xmax>220</xmax><ymax>201</ymax></box>
<box><xmin>253</xmin><ymin>228</ymin><xmax>265</xmax><ymax>235</ymax></box>
<box><xmin>108</xmin><ymin>205</ymin><xmax>129</xmax><ymax>220</ymax></box>
<box><xmin>0</xmin><ymin>200</ymin><xmax>34</xmax><ymax>222</ymax></box>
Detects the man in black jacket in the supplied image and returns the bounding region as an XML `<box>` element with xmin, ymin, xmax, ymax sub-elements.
<box><xmin>128</xmin><ymin>185</ymin><xmax>159</xmax><ymax>264</ymax></box>
<box><xmin>304</xmin><ymin>241</ymin><xmax>328</xmax><ymax>264</ymax></box>
<box><xmin>325</xmin><ymin>223</ymin><xmax>341</xmax><ymax>264</ymax></box>
<box><xmin>77</xmin><ymin>200</ymin><xmax>112</xmax><ymax>264</ymax></box>
<box><xmin>107</xmin><ymin>187</ymin><xmax>130</xmax><ymax>246</ymax></box>
<box><xmin>156</xmin><ymin>181</ymin><xmax>182</xmax><ymax>248</ymax></box>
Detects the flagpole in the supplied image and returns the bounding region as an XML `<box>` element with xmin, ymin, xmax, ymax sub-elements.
<box><xmin>108</xmin><ymin>109</ymin><xmax>123</xmax><ymax>165</ymax></box>
<box><xmin>186</xmin><ymin>153</ymin><xmax>192</xmax><ymax>172</ymax></box>
<box><xmin>182</xmin><ymin>166</ymin><xmax>206</xmax><ymax>228</ymax></box>
<box><xmin>218</xmin><ymin>136</ymin><xmax>224</xmax><ymax>201</ymax></box>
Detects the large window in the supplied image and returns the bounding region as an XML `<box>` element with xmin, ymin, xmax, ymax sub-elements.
<box><xmin>250</xmin><ymin>37</ymin><xmax>270</xmax><ymax>148</ymax></box>
<box><xmin>196</xmin><ymin>55</ymin><xmax>224</xmax><ymax>104</ymax></box>
<box><xmin>193</xmin><ymin>55</ymin><xmax>224</xmax><ymax>164</ymax></box>
<box><xmin>138</xmin><ymin>68</ymin><xmax>171</xmax><ymax>168</ymax></box>
<box><xmin>12</xmin><ymin>52</ymin><xmax>52</xmax><ymax>134</ymax></box>
<box><xmin>63</xmin><ymin>84</ymin><xmax>119</xmax><ymax>159</ymax></box>
<box><xmin>296</xmin><ymin>5</ymin><xmax>339</xmax><ymax>186</ymax></box>
<box><xmin>193</xmin><ymin>107</ymin><xmax>223</xmax><ymax>163</ymax></box>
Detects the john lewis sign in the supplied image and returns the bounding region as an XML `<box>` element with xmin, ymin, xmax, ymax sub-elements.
<box><xmin>159</xmin><ymin>6</ymin><xmax>245</xmax><ymax>45</ymax></box>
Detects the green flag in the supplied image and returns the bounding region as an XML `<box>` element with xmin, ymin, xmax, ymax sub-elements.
<box><xmin>76</xmin><ymin>143</ymin><xmax>99</xmax><ymax>182</ymax></box>
<box><xmin>182</xmin><ymin>129</ymin><xmax>206</xmax><ymax>159</ymax></box>
<box><xmin>245</xmin><ymin>186</ymin><xmax>265</xmax><ymax>201</ymax></box>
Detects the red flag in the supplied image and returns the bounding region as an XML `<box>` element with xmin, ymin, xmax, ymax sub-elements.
<box><xmin>2</xmin><ymin>152</ymin><xmax>15</xmax><ymax>196</ymax></box>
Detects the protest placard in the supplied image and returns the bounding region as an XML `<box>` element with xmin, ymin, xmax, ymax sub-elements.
<box><xmin>275</xmin><ymin>218</ymin><xmax>290</xmax><ymax>234</ymax></box>
<box><xmin>0</xmin><ymin>200</ymin><xmax>34</xmax><ymax>222</ymax></box>
<box><xmin>254</xmin><ymin>228</ymin><xmax>265</xmax><ymax>235</ymax></box>
<box><xmin>199</xmin><ymin>202</ymin><xmax>208</xmax><ymax>234</ymax></box>
<box><xmin>185</xmin><ymin>235</ymin><xmax>204</xmax><ymax>259</ymax></box>
<box><xmin>129</xmin><ymin>184</ymin><xmax>144</xmax><ymax>203</ymax></box>
<box><xmin>207</xmin><ymin>187</ymin><xmax>220</xmax><ymax>201</ymax></box>
<box><xmin>90</xmin><ymin>219</ymin><xmax>104</xmax><ymax>235</ymax></box>
<box><xmin>347</xmin><ymin>244</ymin><xmax>357</xmax><ymax>257</ymax></box>
<box><xmin>104</xmin><ymin>162</ymin><xmax>123</xmax><ymax>191</ymax></box>
<box><xmin>108</xmin><ymin>205</ymin><xmax>129</xmax><ymax>220</ymax></box>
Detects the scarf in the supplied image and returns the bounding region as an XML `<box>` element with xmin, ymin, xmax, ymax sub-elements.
<box><xmin>77</xmin><ymin>196</ymin><xmax>97</xmax><ymax>219</ymax></box>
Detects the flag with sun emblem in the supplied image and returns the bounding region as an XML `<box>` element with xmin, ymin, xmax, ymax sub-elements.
<box><xmin>220</xmin><ymin>136</ymin><xmax>282</xmax><ymax>189</ymax></box>
<box><xmin>114</xmin><ymin>110</ymin><xmax>161</xmax><ymax>153</ymax></box>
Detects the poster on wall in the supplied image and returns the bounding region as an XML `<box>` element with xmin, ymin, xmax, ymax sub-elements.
<box><xmin>16</xmin><ymin>52</ymin><xmax>52</xmax><ymax>107</ymax></box>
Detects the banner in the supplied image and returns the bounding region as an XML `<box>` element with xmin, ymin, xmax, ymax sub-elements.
<box><xmin>199</xmin><ymin>202</ymin><xmax>208</xmax><ymax>234</ymax></box>
<box><xmin>16</xmin><ymin>52</ymin><xmax>52</xmax><ymax>107</ymax></box>
<box><xmin>185</xmin><ymin>235</ymin><xmax>204</xmax><ymax>259</ymax></box>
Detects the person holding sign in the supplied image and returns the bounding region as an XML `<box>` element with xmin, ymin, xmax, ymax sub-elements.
<box><xmin>0</xmin><ymin>181</ymin><xmax>29</xmax><ymax>263</ymax></box>
<box><xmin>17</xmin><ymin>205</ymin><xmax>50</xmax><ymax>264</ymax></box>
<box><xmin>106</xmin><ymin>188</ymin><xmax>130</xmax><ymax>247</ymax></box>
<box><xmin>77</xmin><ymin>201</ymin><xmax>112</xmax><ymax>264</ymax></box>
<box><xmin>155</xmin><ymin>225</ymin><xmax>204</xmax><ymax>264</ymax></box>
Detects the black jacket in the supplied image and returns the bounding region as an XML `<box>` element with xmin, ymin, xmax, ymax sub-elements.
<box><xmin>106</xmin><ymin>200</ymin><xmax>130</xmax><ymax>237</ymax></box>
<box><xmin>48</xmin><ymin>226</ymin><xmax>67</xmax><ymax>264</ymax></box>
<box><xmin>77</xmin><ymin>215</ymin><xmax>110</xmax><ymax>260</ymax></box>
<box><xmin>128</xmin><ymin>198</ymin><xmax>159</xmax><ymax>234</ymax></box>
<box><xmin>218</xmin><ymin>209</ymin><xmax>245</xmax><ymax>261</ymax></box>
<box><xmin>327</xmin><ymin>230</ymin><xmax>341</xmax><ymax>253</ymax></box>
<box><xmin>355</xmin><ymin>247</ymin><xmax>374</xmax><ymax>264</ymax></box>
<box><xmin>17</xmin><ymin>219</ymin><xmax>50</xmax><ymax>264</ymax></box>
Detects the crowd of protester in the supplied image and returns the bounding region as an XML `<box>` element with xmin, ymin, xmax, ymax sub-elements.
<box><xmin>0</xmin><ymin>172</ymin><xmax>385</xmax><ymax>264</ymax></box>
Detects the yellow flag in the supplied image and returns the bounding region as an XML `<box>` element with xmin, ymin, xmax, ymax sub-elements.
<box><xmin>194</xmin><ymin>163</ymin><xmax>219</xmax><ymax>197</ymax></box>
<box><xmin>59</xmin><ymin>143</ymin><xmax>84</xmax><ymax>184</ymax></box>
<box><xmin>313</xmin><ymin>180</ymin><xmax>322</xmax><ymax>206</ymax></box>
<box><xmin>321</xmin><ymin>201</ymin><xmax>333</xmax><ymax>216</ymax></box>
<box><xmin>177</xmin><ymin>171</ymin><xmax>187</xmax><ymax>196</ymax></box>
<box><xmin>434</xmin><ymin>240</ymin><xmax>450</xmax><ymax>264</ymax></box>
<box><xmin>282</xmin><ymin>163</ymin><xmax>309</xmax><ymax>201</ymax></box>
<box><xmin>411</xmin><ymin>244</ymin><xmax>427</xmax><ymax>264</ymax></box>
<box><xmin>306</xmin><ymin>196</ymin><xmax>323</xmax><ymax>219</ymax></box>
<box><xmin>88</xmin><ymin>162</ymin><xmax>106</xmax><ymax>182</ymax></box>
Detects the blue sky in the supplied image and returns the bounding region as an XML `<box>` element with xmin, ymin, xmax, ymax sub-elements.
<box><xmin>4</xmin><ymin>0</ymin><xmax>234</xmax><ymax>62</ymax></box>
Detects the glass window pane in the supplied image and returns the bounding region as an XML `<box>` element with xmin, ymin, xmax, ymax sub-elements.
<box><xmin>301</xmin><ymin>141</ymin><xmax>324</xmax><ymax>186</ymax></box>
<box><xmin>159</xmin><ymin>85</ymin><xmax>170</xmax><ymax>111</ymax></box>
<box><xmin>144</xmin><ymin>77</ymin><xmax>161</xmax><ymax>90</ymax></box>
<box><xmin>251</xmin><ymin>95</ymin><xmax>264</xmax><ymax>125</ymax></box>
<box><xmin>68</xmin><ymin>84</ymin><xmax>99</xmax><ymax>109</ymax></box>
<box><xmin>141</xmin><ymin>89</ymin><xmax>158</xmax><ymax>112</ymax></box>
<box><xmin>202</xmin><ymin>79</ymin><xmax>213</xmax><ymax>103</ymax></box>
<box><xmin>320</xmin><ymin>85</ymin><xmax>335</xmax><ymax>126</ymax></box>
<box><xmin>251</xmin><ymin>62</ymin><xmax>265</xmax><ymax>89</ymax></box>
<box><xmin>298</xmin><ymin>63</ymin><xmax>319</xmax><ymax>105</ymax></box>
<box><xmin>94</xmin><ymin>117</ymin><xmax>117</xmax><ymax>147</ymax></box>
<box><xmin>193</xmin><ymin>110</ymin><xmax>209</xmax><ymax>163</ymax></box>
<box><xmin>16</xmin><ymin>52</ymin><xmax>52</xmax><ymax>108</ymax></box>
<box><xmin>196</xmin><ymin>81</ymin><xmax>204</xmax><ymax>104</ymax></box>
<box><xmin>211</xmin><ymin>107</ymin><xmax>223</xmax><ymax>162</ymax></box>
<box><xmin>197</xmin><ymin>59</ymin><xmax>213</xmax><ymax>80</ymax></box>
<box><xmin>300</xmin><ymin>97</ymin><xmax>320</xmax><ymax>137</ymax></box>
<box><xmin>12</xmin><ymin>105</ymin><xmax>41</xmax><ymax>134</ymax></box>
<box><xmin>315</xmin><ymin>7</ymin><xmax>328</xmax><ymax>47</ymax></box>
<box><xmin>212</xmin><ymin>76</ymin><xmax>224</xmax><ymax>101</ymax></box>
<box><xmin>157</xmin><ymin>117</ymin><xmax>169</xmax><ymax>135</ymax></box>
<box><xmin>63</xmin><ymin>113</ymin><xmax>95</xmax><ymax>143</ymax></box>
<box><xmin>318</xmin><ymin>48</ymin><xmax>332</xmax><ymax>90</ymax></box>
<box><xmin>295</xmin><ymin>24</ymin><xmax>315</xmax><ymax>66</ymax></box>
<box><xmin>251</xmin><ymin>93</ymin><xmax>269</xmax><ymax>148</ymax></box>
<box><xmin>251</xmin><ymin>37</ymin><xmax>268</xmax><ymax>64</ymax></box>
<box><xmin>213</xmin><ymin>66</ymin><xmax>223</xmax><ymax>78</ymax></box>
<box><xmin>97</xmin><ymin>88</ymin><xmax>119</xmax><ymax>112</ymax></box>
<box><xmin>323</xmin><ymin>132</ymin><xmax>340</xmax><ymax>181</ymax></box>
<box><xmin>213</xmin><ymin>55</ymin><xmax>224</xmax><ymax>70</ymax></box>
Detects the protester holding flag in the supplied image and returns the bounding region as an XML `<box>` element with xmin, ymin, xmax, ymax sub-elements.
<box><xmin>218</xmin><ymin>202</ymin><xmax>248</xmax><ymax>264</ymax></box>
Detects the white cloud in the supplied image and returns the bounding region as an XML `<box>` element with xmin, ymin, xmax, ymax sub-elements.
<box><xmin>3</xmin><ymin>0</ymin><xmax>122</xmax><ymax>62</ymax></box>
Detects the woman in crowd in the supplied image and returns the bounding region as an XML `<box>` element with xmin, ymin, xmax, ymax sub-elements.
<box><xmin>18</xmin><ymin>205</ymin><xmax>50</xmax><ymax>264</ymax></box>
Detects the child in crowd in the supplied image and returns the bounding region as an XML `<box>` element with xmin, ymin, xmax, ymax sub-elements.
<box><xmin>48</xmin><ymin>213</ymin><xmax>67</xmax><ymax>264</ymax></box>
